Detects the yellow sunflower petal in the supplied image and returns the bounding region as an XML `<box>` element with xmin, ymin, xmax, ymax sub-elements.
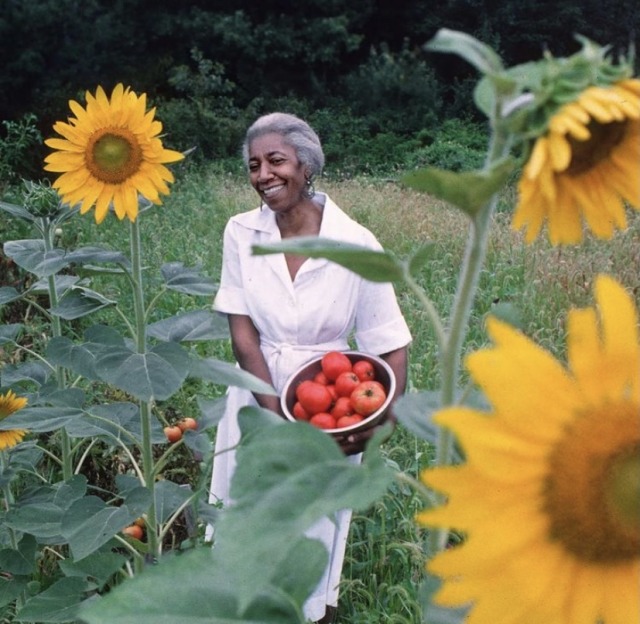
<box><xmin>548</xmin><ymin>132</ymin><xmax>572</xmax><ymax>171</ymax></box>
<box><xmin>601</xmin><ymin>562</ymin><xmax>640</xmax><ymax>624</ymax></box>
<box><xmin>546</xmin><ymin>180</ymin><xmax>583</xmax><ymax>244</ymax></box>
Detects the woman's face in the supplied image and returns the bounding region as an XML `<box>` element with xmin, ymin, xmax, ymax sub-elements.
<box><xmin>248</xmin><ymin>133</ymin><xmax>309</xmax><ymax>212</ymax></box>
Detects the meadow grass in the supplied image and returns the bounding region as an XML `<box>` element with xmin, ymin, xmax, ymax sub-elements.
<box><xmin>22</xmin><ymin>165</ymin><xmax>640</xmax><ymax>622</ymax></box>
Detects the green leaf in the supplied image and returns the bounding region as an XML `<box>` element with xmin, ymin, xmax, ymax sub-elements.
<box><xmin>66</xmin><ymin>246</ymin><xmax>130</xmax><ymax>268</ymax></box>
<box><xmin>0</xmin><ymin>361</ymin><xmax>50</xmax><ymax>387</ymax></box>
<box><xmin>79</xmin><ymin>546</ymin><xmax>308</xmax><ymax>624</ymax></box>
<box><xmin>147</xmin><ymin>310</ymin><xmax>229</xmax><ymax>342</ymax></box>
<box><xmin>0</xmin><ymin>576</ymin><xmax>29</xmax><ymax>610</ymax></box>
<box><xmin>253</xmin><ymin>236</ymin><xmax>404</xmax><ymax>282</ymax></box>
<box><xmin>3</xmin><ymin>240</ymin><xmax>69</xmax><ymax>277</ymax></box>
<box><xmin>154</xmin><ymin>480</ymin><xmax>192</xmax><ymax>524</ymax></box>
<box><xmin>50</xmin><ymin>288</ymin><xmax>116</xmax><ymax>320</ymax></box>
<box><xmin>31</xmin><ymin>275</ymin><xmax>80</xmax><ymax>295</ymax></box>
<box><xmin>95</xmin><ymin>342</ymin><xmax>191</xmax><ymax>402</ymax></box>
<box><xmin>219</xmin><ymin>417</ymin><xmax>394</xmax><ymax>612</ymax></box>
<box><xmin>408</xmin><ymin>243</ymin><xmax>436</xmax><ymax>277</ymax></box>
<box><xmin>189</xmin><ymin>356</ymin><xmax>277</xmax><ymax>396</ymax></box>
<box><xmin>14</xmin><ymin>576</ymin><xmax>89</xmax><ymax>623</ymax></box>
<box><xmin>0</xmin><ymin>200</ymin><xmax>35</xmax><ymax>223</ymax></box>
<box><xmin>196</xmin><ymin>396</ymin><xmax>226</xmax><ymax>429</ymax></box>
<box><xmin>401</xmin><ymin>158</ymin><xmax>515</xmax><ymax>216</ymax></box>
<box><xmin>161</xmin><ymin>262</ymin><xmax>217</xmax><ymax>295</ymax></box>
<box><xmin>0</xmin><ymin>286</ymin><xmax>23</xmax><ymax>304</ymax></box>
<box><xmin>0</xmin><ymin>323</ymin><xmax>23</xmax><ymax>344</ymax></box>
<box><xmin>61</xmin><ymin>496</ymin><xmax>142</xmax><ymax>561</ymax></box>
<box><xmin>0</xmin><ymin>534</ymin><xmax>37</xmax><ymax>574</ymax></box>
<box><xmin>58</xmin><ymin>552</ymin><xmax>128</xmax><ymax>591</ymax></box>
<box><xmin>0</xmin><ymin>407</ymin><xmax>84</xmax><ymax>433</ymax></box>
<box><xmin>46</xmin><ymin>336</ymin><xmax>101</xmax><ymax>381</ymax></box>
<box><xmin>425</xmin><ymin>28</ymin><xmax>503</xmax><ymax>75</ymax></box>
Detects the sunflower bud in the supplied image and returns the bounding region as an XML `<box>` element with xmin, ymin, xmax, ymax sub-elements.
<box><xmin>22</xmin><ymin>180</ymin><xmax>64</xmax><ymax>219</ymax></box>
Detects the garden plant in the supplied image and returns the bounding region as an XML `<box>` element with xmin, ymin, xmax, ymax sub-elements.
<box><xmin>0</xmin><ymin>28</ymin><xmax>638</xmax><ymax>624</ymax></box>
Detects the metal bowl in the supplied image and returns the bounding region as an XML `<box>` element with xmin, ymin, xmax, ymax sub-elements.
<box><xmin>280</xmin><ymin>351</ymin><xmax>396</xmax><ymax>436</ymax></box>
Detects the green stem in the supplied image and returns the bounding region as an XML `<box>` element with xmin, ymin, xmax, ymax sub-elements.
<box><xmin>42</xmin><ymin>218</ymin><xmax>72</xmax><ymax>480</ymax></box>
<box><xmin>429</xmin><ymin>115</ymin><xmax>513</xmax><ymax>554</ymax></box>
<box><xmin>129</xmin><ymin>217</ymin><xmax>160</xmax><ymax>561</ymax></box>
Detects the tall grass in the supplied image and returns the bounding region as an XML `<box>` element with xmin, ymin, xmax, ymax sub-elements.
<box><xmin>31</xmin><ymin>165</ymin><xmax>640</xmax><ymax>622</ymax></box>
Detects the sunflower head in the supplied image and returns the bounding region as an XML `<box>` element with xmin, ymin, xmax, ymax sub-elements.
<box><xmin>22</xmin><ymin>180</ymin><xmax>64</xmax><ymax>219</ymax></box>
<box><xmin>44</xmin><ymin>84</ymin><xmax>185</xmax><ymax>224</ymax></box>
<box><xmin>503</xmin><ymin>38</ymin><xmax>640</xmax><ymax>245</ymax></box>
<box><xmin>0</xmin><ymin>390</ymin><xmax>28</xmax><ymax>451</ymax></box>
<box><xmin>417</xmin><ymin>275</ymin><xmax>640</xmax><ymax>624</ymax></box>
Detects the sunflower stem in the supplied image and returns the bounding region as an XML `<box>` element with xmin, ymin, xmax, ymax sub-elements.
<box><xmin>41</xmin><ymin>217</ymin><xmax>73</xmax><ymax>481</ymax></box>
<box><xmin>129</xmin><ymin>216</ymin><xmax>160</xmax><ymax>562</ymax></box>
<box><xmin>430</xmin><ymin>108</ymin><xmax>513</xmax><ymax>554</ymax></box>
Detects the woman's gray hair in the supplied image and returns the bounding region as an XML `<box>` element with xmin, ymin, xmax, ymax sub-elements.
<box><xmin>242</xmin><ymin>112</ymin><xmax>325</xmax><ymax>177</ymax></box>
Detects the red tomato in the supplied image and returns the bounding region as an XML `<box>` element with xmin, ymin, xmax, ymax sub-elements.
<box><xmin>292</xmin><ymin>401</ymin><xmax>311</xmax><ymax>421</ymax></box>
<box><xmin>331</xmin><ymin>396</ymin><xmax>356</xmax><ymax>419</ymax></box>
<box><xmin>336</xmin><ymin>414</ymin><xmax>364</xmax><ymax>429</ymax></box>
<box><xmin>321</xmin><ymin>351</ymin><xmax>352</xmax><ymax>382</ymax></box>
<box><xmin>163</xmin><ymin>425</ymin><xmax>183</xmax><ymax>442</ymax></box>
<box><xmin>313</xmin><ymin>371</ymin><xmax>330</xmax><ymax>385</ymax></box>
<box><xmin>309</xmin><ymin>412</ymin><xmax>337</xmax><ymax>430</ymax></box>
<box><xmin>326</xmin><ymin>384</ymin><xmax>338</xmax><ymax>404</ymax></box>
<box><xmin>350</xmin><ymin>381</ymin><xmax>387</xmax><ymax>416</ymax></box>
<box><xmin>353</xmin><ymin>359</ymin><xmax>376</xmax><ymax>382</ymax></box>
<box><xmin>334</xmin><ymin>371</ymin><xmax>360</xmax><ymax>397</ymax></box>
<box><xmin>122</xmin><ymin>524</ymin><xmax>144</xmax><ymax>540</ymax></box>
<box><xmin>178</xmin><ymin>417</ymin><xmax>198</xmax><ymax>432</ymax></box>
<box><xmin>296</xmin><ymin>380</ymin><xmax>333</xmax><ymax>414</ymax></box>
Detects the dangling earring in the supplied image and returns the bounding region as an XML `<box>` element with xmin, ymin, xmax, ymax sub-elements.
<box><xmin>305</xmin><ymin>175</ymin><xmax>315</xmax><ymax>198</ymax></box>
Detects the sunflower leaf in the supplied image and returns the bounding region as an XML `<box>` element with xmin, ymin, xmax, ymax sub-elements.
<box><xmin>425</xmin><ymin>28</ymin><xmax>503</xmax><ymax>76</ymax></box>
<box><xmin>401</xmin><ymin>158</ymin><xmax>515</xmax><ymax>216</ymax></box>
<box><xmin>253</xmin><ymin>237</ymin><xmax>404</xmax><ymax>283</ymax></box>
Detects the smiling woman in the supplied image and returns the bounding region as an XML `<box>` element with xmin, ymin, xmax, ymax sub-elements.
<box><xmin>207</xmin><ymin>112</ymin><xmax>412</xmax><ymax>624</ymax></box>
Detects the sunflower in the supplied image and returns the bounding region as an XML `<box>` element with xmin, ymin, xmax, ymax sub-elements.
<box><xmin>417</xmin><ymin>274</ymin><xmax>640</xmax><ymax>624</ymax></box>
<box><xmin>44</xmin><ymin>84</ymin><xmax>184</xmax><ymax>224</ymax></box>
<box><xmin>513</xmin><ymin>79</ymin><xmax>640</xmax><ymax>245</ymax></box>
<box><xmin>0</xmin><ymin>390</ymin><xmax>28</xmax><ymax>450</ymax></box>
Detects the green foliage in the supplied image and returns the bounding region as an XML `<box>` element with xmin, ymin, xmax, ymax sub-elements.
<box><xmin>403</xmin><ymin>118</ymin><xmax>488</xmax><ymax>172</ymax></box>
<box><xmin>0</xmin><ymin>115</ymin><xmax>43</xmax><ymax>189</ymax></box>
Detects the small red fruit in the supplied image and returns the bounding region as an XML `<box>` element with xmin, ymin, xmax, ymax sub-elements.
<box><xmin>350</xmin><ymin>381</ymin><xmax>387</xmax><ymax>416</ymax></box>
<box><xmin>164</xmin><ymin>425</ymin><xmax>183</xmax><ymax>443</ymax></box>
<box><xmin>331</xmin><ymin>396</ymin><xmax>356</xmax><ymax>419</ymax></box>
<box><xmin>321</xmin><ymin>351</ymin><xmax>352</xmax><ymax>382</ymax></box>
<box><xmin>336</xmin><ymin>414</ymin><xmax>364</xmax><ymax>429</ymax></box>
<box><xmin>292</xmin><ymin>401</ymin><xmax>311</xmax><ymax>421</ymax></box>
<box><xmin>296</xmin><ymin>380</ymin><xmax>333</xmax><ymax>414</ymax></box>
<box><xmin>313</xmin><ymin>371</ymin><xmax>330</xmax><ymax>385</ymax></box>
<box><xmin>353</xmin><ymin>359</ymin><xmax>376</xmax><ymax>382</ymax></box>
<box><xmin>309</xmin><ymin>412</ymin><xmax>337</xmax><ymax>430</ymax></box>
<box><xmin>178</xmin><ymin>417</ymin><xmax>198</xmax><ymax>432</ymax></box>
<box><xmin>122</xmin><ymin>524</ymin><xmax>144</xmax><ymax>540</ymax></box>
<box><xmin>335</xmin><ymin>371</ymin><xmax>360</xmax><ymax>397</ymax></box>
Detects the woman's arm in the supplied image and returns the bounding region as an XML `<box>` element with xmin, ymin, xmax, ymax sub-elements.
<box><xmin>228</xmin><ymin>314</ymin><xmax>282</xmax><ymax>415</ymax></box>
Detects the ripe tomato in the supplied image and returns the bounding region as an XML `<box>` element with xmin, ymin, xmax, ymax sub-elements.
<box><xmin>353</xmin><ymin>359</ymin><xmax>375</xmax><ymax>382</ymax></box>
<box><xmin>309</xmin><ymin>412</ymin><xmax>337</xmax><ymax>430</ymax></box>
<box><xmin>164</xmin><ymin>425</ymin><xmax>183</xmax><ymax>443</ymax></box>
<box><xmin>313</xmin><ymin>371</ymin><xmax>330</xmax><ymax>385</ymax></box>
<box><xmin>335</xmin><ymin>371</ymin><xmax>360</xmax><ymax>397</ymax></box>
<box><xmin>296</xmin><ymin>380</ymin><xmax>333</xmax><ymax>414</ymax></box>
<box><xmin>326</xmin><ymin>384</ymin><xmax>338</xmax><ymax>404</ymax></box>
<box><xmin>122</xmin><ymin>524</ymin><xmax>144</xmax><ymax>540</ymax></box>
<box><xmin>178</xmin><ymin>417</ymin><xmax>198</xmax><ymax>432</ymax></box>
<box><xmin>331</xmin><ymin>396</ymin><xmax>356</xmax><ymax>419</ymax></box>
<box><xmin>336</xmin><ymin>414</ymin><xmax>364</xmax><ymax>429</ymax></box>
<box><xmin>350</xmin><ymin>381</ymin><xmax>387</xmax><ymax>416</ymax></box>
<box><xmin>292</xmin><ymin>401</ymin><xmax>311</xmax><ymax>421</ymax></box>
<box><xmin>321</xmin><ymin>351</ymin><xmax>352</xmax><ymax>382</ymax></box>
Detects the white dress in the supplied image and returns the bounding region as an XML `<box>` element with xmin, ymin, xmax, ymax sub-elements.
<box><xmin>208</xmin><ymin>193</ymin><xmax>411</xmax><ymax>621</ymax></box>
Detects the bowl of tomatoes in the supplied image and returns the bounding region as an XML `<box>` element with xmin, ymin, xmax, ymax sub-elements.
<box><xmin>280</xmin><ymin>350</ymin><xmax>396</xmax><ymax>436</ymax></box>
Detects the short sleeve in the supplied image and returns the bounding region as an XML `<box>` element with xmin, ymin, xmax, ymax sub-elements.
<box><xmin>212</xmin><ymin>220</ymin><xmax>249</xmax><ymax>315</ymax></box>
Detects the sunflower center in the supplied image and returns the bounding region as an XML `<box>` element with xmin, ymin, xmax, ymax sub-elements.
<box><xmin>566</xmin><ymin>119</ymin><xmax>627</xmax><ymax>176</ymax></box>
<box><xmin>86</xmin><ymin>128</ymin><xmax>143</xmax><ymax>184</ymax></box>
<box><xmin>544</xmin><ymin>401</ymin><xmax>640</xmax><ymax>562</ymax></box>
